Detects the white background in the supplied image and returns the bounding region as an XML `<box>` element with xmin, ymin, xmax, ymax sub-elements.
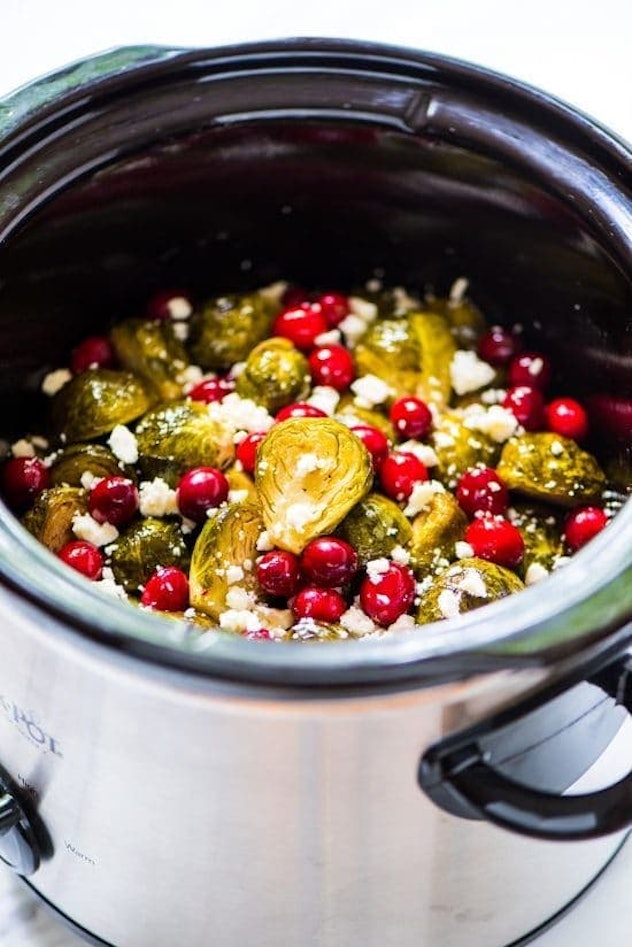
<box><xmin>0</xmin><ymin>0</ymin><xmax>631</xmax><ymax>944</ymax></box>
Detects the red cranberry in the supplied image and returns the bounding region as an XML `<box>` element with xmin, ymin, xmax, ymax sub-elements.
<box><xmin>141</xmin><ymin>566</ymin><xmax>190</xmax><ymax>611</ymax></box>
<box><xmin>71</xmin><ymin>336</ymin><xmax>116</xmax><ymax>374</ymax></box>
<box><xmin>564</xmin><ymin>506</ymin><xmax>608</xmax><ymax>552</ymax></box>
<box><xmin>308</xmin><ymin>345</ymin><xmax>355</xmax><ymax>390</ymax></box>
<box><xmin>188</xmin><ymin>376</ymin><xmax>235</xmax><ymax>403</ymax></box>
<box><xmin>292</xmin><ymin>586</ymin><xmax>347</xmax><ymax>622</ymax></box>
<box><xmin>359</xmin><ymin>562</ymin><xmax>416</xmax><ymax>626</ymax></box>
<box><xmin>272</xmin><ymin>304</ymin><xmax>328</xmax><ymax>351</ymax></box>
<box><xmin>456</xmin><ymin>466</ymin><xmax>509</xmax><ymax>517</ymax></box>
<box><xmin>544</xmin><ymin>397</ymin><xmax>589</xmax><ymax>441</ymax></box>
<box><xmin>477</xmin><ymin>325</ymin><xmax>522</xmax><ymax>366</ymax></box>
<box><xmin>176</xmin><ymin>467</ymin><xmax>229</xmax><ymax>521</ymax></box>
<box><xmin>256</xmin><ymin>550</ymin><xmax>302</xmax><ymax>598</ymax></box>
<box><xmin>300</xmin><ymin>537</ymin><xmax>359</xmax><ymax>588</ymax></box>
<box><xmin>587</xmin><ymin>394</ymin><xmax>632</xmax><ymax>443</ymax></box>
<box><xmin>389</xmin><ymin>396</ymin><xmax>433</xmax><ymax>440</ymax></box>
<box><xmin>275</xmin><ymin>402</ymin><xmax>327</xmax><ymax>421</ymax></box>
<box><xmin>88</xmin><ymin>476</ymin><xmax>139</xmax><ymax>526</ymax></box>
<box><xmin>508</xmin><ymin>352</ymin><xmax>551</xmax><ymax>390</ymax></box>
<box><xmin>1</xmin><ymin>457</ymin><xmax>50</xmax><ymax>511</ymax></box>
<box><xmin>350</xmin><ymin>425</ymin><xmax>390</xmax><ymax>470</ymax></box>
<box><xmin>315</xmin><ymin>291</ymin><xmax>350</xmax><ymax>327</ymax></box>
<box><xmin>235</xmin><ymin>431</ymin><xmax>268</xmax><ymax>474</ymax></box>
<box><xmin>502</xmin><ymin>386</ymin><xmax>545</xmax><ymax>431</ymax></box>
<box><xmin>244</xmin><ymin>627</ymin><xmax>273</xmax><ymax>640</ymax></box>
<box><xmin>380</xmin><ymin>451</ymin><xmax>428</xmax><ymax>501</ymax></box>
<box><xmin>146</xmin><ymin>289</ymin><xmax>193</xmax><ymax>321</ymax></box>
<box><xmin>465</xmin><ymin>516</ymin><xmax>525</xmax><ymax>568</ymax></box>
<box><xmin>281</xmin><ymin>285</ymin><xmax>310</xmax><ymax>308</ymax></box>
<box><xmin>57</xmin><ymin>540</ymin><xmax>104</xmax><ymax>580</ymax></box>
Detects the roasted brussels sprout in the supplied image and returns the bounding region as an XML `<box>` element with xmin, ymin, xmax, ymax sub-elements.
<box><xmin>22</xmin><ymin>485</ymin><xmax>88</xmax><ymax>552</ymax></box>
<box><xmin>50</xmin><ymin>443</ymin><xmax>132</xmax><ymax>487</ymax></box>
<box><xmin>416</xmin><ymin>557</ymin><xmax>524</xmax><ymax>624</ymax></box>
<box><xmin>255</xmin><ymin>417</ymin><xmax>373</xmax><ymax>554</ymax></box>
<box><xmin>189</xmin><ymin>502</ymin><xmax>263</xmax><ymax>620</ymax></box>
<box><xmin>337</xmin><ymin>493</ymin><xmax>412</xmax><ymax>565</ymax></box>
<box><xmin>497</xmin><ymin>433</ymin><xmax>606</xmax><ymax>507</ymax></box>
<box><xmin>134</xmin><ymin>400</ymin><xmax>234</xmax><ymax>486</ymax></box>
<box><xmin>189</xmin><ymin>292</ymin><xmax>276</xmax><ymax>370</ymax></box>
<box><xmin>425</xmin><ymin>295</ymin><xmax>487</xmax><ymax>349</ymax></box>
<box><xmin>109</xmin><ymin>518</ymin><xmax>190</xmax><ymax>593</ymax></box>
<box><xmin>110</xmin><ymin>317</ymin><xmax>189</xmax><ymax>402</ymax></box>
<box><xmin>408</xmin><ymin>311</ymin><xmax>457</xmax><ymax>407</ymax></box>
<box><xmin>335</xmin><ymin>398</ymin><xmax>395</xmax><ymax>439</ymax></box>
<box><xmin>409</xmin><ymin>491</ymin><xmax>468</xmax><ymax>575</ymax></box>
<box><xmin>225</xmin><ymin>467</ymin><xmax>257</xmax><ymax>504</ymax></box>
<box><xmin>431</xmin><ymin>411</ymin><xmax>500</xmax><ymax>488</ymax></box>
<box><xmin>235</xmin><ymin>338</ymin><xmax>310</xmax><ymax>413</ymax></box>
<box><xmin>509</xmin><ymin>502</ymin><xmax>564</xmax><ymax>576</ymax></box>
<box><xmin>51</xmin><ymin>369</ymin><xmax>151</xmax><ymax>442</ymax></box>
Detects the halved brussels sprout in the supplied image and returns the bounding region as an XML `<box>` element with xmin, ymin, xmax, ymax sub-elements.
<box><xmin>189</xmin><ymin>292</ymin><xmax>277</xmax><ymax>370</ymax></box>
<box><xmin>416</xmin><ymin>557</ymin><xmax>524</xmax><ymax>624</ymax></box>
<box><xmin>425</xmin><ymin>295</ymin><xmax>487</xmax><ymax>349</ymax></box>
<box><xmin>337</xmin><ymin>493</ymin><xmax>412</xmax><ymax>565</ymax></box>
<box><xmin>50</xmin><ymin>443</ymin><xmax>132</xmax><ymax>487</ymax></box>
<box><xmin>431</xmin><ymin>411</ymin><xmax>500</xmax><ymax>488</ymax></box>
<box><xmin>109</xmin><ymin>518</ymin><xmax>190</xmax><ymax>593</ymax></box>
<box><xmin>235</xmin><ymin>338</ymin><xmax>310</xmax><ymax>413</ymax></box>
<box><xmin>226</xmin><ymin>467</ymin><xmax>257</xmax><ymax>504</ymax></box>
<box><xmin>256</xmin><ymin>417</ymin><xmax>373</xmax><ymax>554</ymax></box>
<box><xmin>497</xmin><ymin>433</ymin><xmax>606</xmax><ymax>507</ymax></box>
<box><xmin>408</xmin><ymin>311</ymin><xmax>457</xmax><ymax>407</ymax></box>
<box><xmin>354</xmin><ymin>318</ymin><xmax>421</xmax><ymax>399</ymax></box>
<box><xmin>51</xmin><ymin>369</ymin><xmax>151</xmax><ymax>442</ymax></box>
<box><xmin>22</xmin><ymin>485</ymin><xmax>88</xmax><ymax>552</ymax></box>
<box><xmin>134</xmin><ymin>400</ymin><xmax>234</xmax><ymax>486</ymax></box>
<box><xmin>110</xmin><ymin>317</ymin><xmax>189</xmax><ymax>402</ymax></box>
<box><xmin>409</xmin><ymin>491</ymin><xmax>468</xmax><ymax>576</ymax></box>
<box><xmin>335</xmin><ymin>397</ymin><xmax>395</xmax><ymax>439</ymax></box>
<box><xmin>189</xmin><ymin>502</ymin><xmax>263</xmax><ymax>620</ymax></box>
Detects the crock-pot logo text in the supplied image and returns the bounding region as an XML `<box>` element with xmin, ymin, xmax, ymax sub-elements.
<box><xmin>0</xmin><ymin>695</ymin><xmax>62</xmax><ymax>757</ymax></box>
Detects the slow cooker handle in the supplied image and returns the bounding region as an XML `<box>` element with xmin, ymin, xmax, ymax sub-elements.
<box><xmin>419</xmin><ymin>655</ymin><xmax>632</xmax><ymax>842</ymax></box>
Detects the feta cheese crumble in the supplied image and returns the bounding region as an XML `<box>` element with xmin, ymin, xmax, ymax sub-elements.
<box><xmin>449</xmin><ymin>350</ymin><xmax>496</xmax><ymax>396</ymax></box>
<box><xmin>72</xmin><ymin>513</ymin><xmax>119</xmax><ymax>547</ymax></box>
<box><xmin>108</xmin><ymin>425</ymin><xmax>139</xmax><ymax>464</ymax></box>
<box><xmin>139</xmin><ymin>478</ymin><xmax>178</xmax><ymax>517</ymax></box>
<box><xmin>403</xmin><ymin>480</ymin><xmax>445</xmax><ymax>517</ymax></box>
<box><xmin>41</xmin><ymin>368</ymin><xmax>72</xmax><ymax>396</ymax></box>
<box><xmin>525</xmin><ymin>562</ymin><xmax>549</xmax><ymax>585</ymax></box>
<box><xmin>350</xmin><ymin>373</ymin><xmax>393</xmax><ymax>408</ymax></box>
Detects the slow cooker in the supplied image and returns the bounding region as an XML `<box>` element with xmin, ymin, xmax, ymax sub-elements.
<box><xmin>0</xmin><ymin>39</ymin><xmax>631</xmax><ymax>947</ymax></box>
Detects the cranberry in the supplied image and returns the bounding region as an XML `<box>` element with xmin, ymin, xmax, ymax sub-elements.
<box><xmin>88</xmin><ymin>476</ymin><xmax>139</xmax><ymax>526</ymax></box>
<box><xmin>292</xmin><ymin>586</ymin><xmax>347</xmax><ymax>622</ymax></box>
<box><xmin>359</xmin><ymin>562</ymin><xmax>416</xmax><ymax>626</ymax></box>
<box><xmin>564</xmin><ymin>506</ymin><xmax>608</xmax><ymax>552</ymax></box>
<box><xmin>300</xmin><ymin>537</ymin><xmax>359</xmax><ymax>588</ymax></box>
<box><xmin>587</xmin><ymin>394</ymin><xmax>632</xmax><ymax>443</ymax></box>
<box><xmin>456</xmin><ymin>466</ymin><xmax>509</xmax><ymax>517</ymax></box>
<box><xmin>508</xmin><ymin>352</ymin><xmax>551</xmax><ymax>390</ymax></box>
<box><xmin>477</xmin><ymin>325</ymin><xmax>522</xmax><ymax>366</ymax></box>
<box><xmin>275</xmin><ymin>402</ymin><xmax>327</xmax><ymax>422</ymax></box>
<box><xmin>235</xmin><ymin>431</ymin><xmax>268</xmax><ymax>474</ymax></box>
<box><xmin>146</xmin><ymin>289</ymin><xmax>193</xmax><ymax>321</ymax></box>
<box><xmin>380</xmin><ymin>451</ymin><xmax>428</xmax><ymax>501</ymax></box>
<box><xmin>141</xmin><ymin>566</ymin><xmax>190</xmax><ymax>611</ymax></box>
<box><xmin>308</xmin><ymin>345</ymin><xmax>355</xmax><ymax>391</ymax></box>
<box><xmin>176</xmin><ymin>467</ymin><xmax>229</xmax><ymax>521</ymax></box>
<box><xmin>188</xmin><ymin>376</ymin><xmax>235</xmax><ymax>403</ymax></box>
<box><xmin>244</xmin><ymin>627</ymin><xmax>273</xmax><ymax>641</ymax></box>
<box><xmin>389</xmin><ymin>396</ymin><xmax>433</xmax><ymax>440</ymax></box>
<box><xmin>465</xmin><ymin>516</ymin><xmax>525</xmax><ymax>568</ymax></box>
<box><xmin>350</xmin><ymin>425</ymin><xmax>390</xmax><ymax>471</ymax></box>
<box><xmin>315</xmin><ymin>291</ymin><xmax>350</xmax><ymax>327</ymax></box>
<box><xmin>281</xmin><ymin>285</ymin><xmax>310</xmax><ymax>308</ymax></box>
<box><xmin>544</xmin><ymin>397</ymin><xmax>588</xmax><ymax>441</ymax></box>
<box><xmin>502</xmin><ymin>386</ymin><xmax>545</xmax><ymax>431</ymax></box>
<box><xmin>256</xmin><ymin>550</ymin><xmax>302</xmax><ymax>598</ymax></box>
<box><xmin>71</xmin><ymin>336</ymin><xmax>116</xmax><ymax>373</ymax></box>
<box><xmin>57</xmin><ymin>540</ymin><xmax>104</xmax><ymax>580</ymax></box>
<box><xmin>272</xmin><ymin>304</ymin><xmax>328</xmax><ymax>351</ymax></box>
<box><xmin>1</xmin><ymin>457</ymin><xmax>50</xmax><ymax>511</ymax></box>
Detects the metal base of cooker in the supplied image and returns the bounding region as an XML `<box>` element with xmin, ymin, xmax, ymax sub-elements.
<box><xmin>16</xmin><ymin>833</ymin><xmax>631</xmax><ymax>947</ymax></box>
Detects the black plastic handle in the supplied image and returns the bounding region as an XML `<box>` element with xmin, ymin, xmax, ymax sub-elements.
<box><xmin>419</xmin><ymin>655</ymin><xmax>632</xmax><ymax>841</ymax></box>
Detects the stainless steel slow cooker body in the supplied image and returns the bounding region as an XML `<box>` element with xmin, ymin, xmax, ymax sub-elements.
<box><xmin>0</xmin><ymin>39</ymin><xmax>631</xmax><ymax>947</ymax></box>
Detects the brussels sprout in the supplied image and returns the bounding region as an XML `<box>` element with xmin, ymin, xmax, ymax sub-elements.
<box><xmin>109</xmin><ymin>518</ymin><xmax>190</xmax><ymax>593</ymax></box>
<box><xmin>134</xmin><ymin>400</ymin><xmax>234</xmax><ymax>486</ymax></box>
<box><xmin>508</xmin><ymin>502</ymin><xmax>564</xmax><ymax>576</ymax></box>
<box><xmin>354</xmin><ymin>318</ymin><xmax>421</xmax><ymax>399</ymax></box>
<box><xmin>51</xmin><ymin>369</ymin><xmax>151</xmax><ymax>442</ymax></box>
<box><xmin>255</xmin><ymin>417</ymin><xmax>373</xmax><ymax>554</ymax></box>
<box><xmin>425</xmin><ymin>295</ymin><xmax>487</xmax><ymax>349</ymax></box>
<box><xmin>337</xmin><ymin>493</ymin><xmax>411</xmax><ymax>565</ymax></box>
<box><xmin>431</xmin><ymin>411</ymin><xmax>500</xmax><ymax>488</ymax></box>
<box><xmin>22</xmin><ymin>485</ymin><xmax>88</xmax><ymax>552</ymax></box>
<box><xmin>189</xmin><ymin>292</ymin><xmax>276</xmax><ymax>370</ymax></box>
<box><xmin>50</xmin><ymin>443</ymin><xmax>132</xmax><ymax>487</ymax></box>
<box><xmin>497</xmin><ymin>433</ymin><xmax>606</xmax><ymax>507</ymax></box>
<box><xmin>409</xmin><ymin>491</ymin><xmax>468</xmax><ymax>575</ymax></box>
<box><xmin>290</xmin><ymin>620</ymin><xmax>350</xmax><ymax>641</ymax></box>
<box><xmin>235</xmin><ymin>338</ymin><xmax>310</xmax><ymax>413</ymax></box>
<box><xmin>416</xmin><ymin>557</ymin><xmax>524</xmax><ymax>624</ymax></box>
<box><xmin>110</xmin><ymin>317</ymin><xmax>189</xmax><ymax>402</ymax></box>
<box><xmin>335</xmin><ymin>397</ymin><xmax>395</xmax><ymax>439</ymax></box>
<box><xmin>189</xmin><ymin>502</ymin><xmax>263</xmax><ymax>620</ymax></box>
<box><xmin>226</xmin><ymin>467</ymin><xmax>257</xmax><ymax>504</ymax></box>
<box><xmin>408</xmin><ymin>311</ymin><xmax>457</xmax><ymax>407</ymax></box>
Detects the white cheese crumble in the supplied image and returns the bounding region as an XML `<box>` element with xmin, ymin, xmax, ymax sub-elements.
<box><xmin>296</xmin><ymin>453</ymin><xmax>325</xmax><ymax>475</ymax></box>
<box><xmin>396</xmin><ymin>441</ymin><xmax>439</xmax><ymax>467</ymax></box>
<box><xmin>462</xmin><ymin>404</ymin><xmax>519</xmax><ymax>443</ymax></box>
<box><xmin>403</xmin><ymin>480</ymin><xmax>445</xmax><ymax>517</ymax></box>
<box><xmin>365</xmin><ymin>558</ymin><xmax>391</xmax><ymax>584</ymax></box>
<box><xmin>72</xmin><ymin>512</ymin><xmax>119</xmax><ymax>547</ymax></box>
<box><xmin>390</xmin><ymin>545</ymin><xmax>411</xmax><ymax>565</ymax></box>
<box><xmin>306</xmin><ymin>386</ymin><xmax>340</xmax><ymax>416</ymax></box>
<box><xmin>11</xmin><ymin>438</ymin><xmax>36</xmax><ymax>457</ymax></box>
<box><xmin>284</xmin><ymin>502</ymin><xmax>318</xmax><ymax>533</ymax></box>
<box><xmin>438</xmin><ymin>589</ymin><xmax>461</xmax><ymax>618</ymax></box>
<box><xmin>455</xmin><ymin>541</ymin><xmax>475</xmax><ymax>559</ymax></box>
<box><xmin>41</xmin><ymin>368</ymin><xmax>72</xmax><ymax>396</ymax></box>
<box><xmin>391</xmin><ymin>286</ymin><xmax>420</xmax><ymax>311</ymax></box>
<box><xmin>449</xmin><ymin>350</ymin><xmax>496</xmax><ymax>395</ymax></box>
<box><xmin>165</xmin><ymin>296</ymin><xmax>193</xmax><ymax>320</ymax></box>
<box><xmin>457</xmin><ymin>569</ymin><xmax>488</xmax><ymax>598</ymax></box>
<box><xmin>95</xmin><ymin>566</ymin><xmax>128</xmax><ymax>600</ymax></box>
<box><xmin>480</xmin><ymin>388</ymin><xmax>507</xmax><ymax>405</ymax></box>
<box><xmin>108</xmin><ymin>425</ymin><xmax>139</xmax><ymax>464</ymax></box>
<box><xmin>314</xmin><ymin>329</ymin><xmax>342</xmax><ymax>346</ymax></box>
<box><xmin>339</xmin><ymin>606</ymin><xmax>377</xmax><ymax>636</ymax></box>
<box><xmin>350</xmin><ymin>373</ymin><xmax>393</xmax><ymax>408</ymax></box>
<box><xmin>177</xmin><ymin>364</ymin><xmax>204</xmax><ymax>389</ymax></box>
<box><xmin>256</xmin><ymin>530</ymin><xmax>274</xmax><ymax>552</ymax></box>
<box><xmin>348</xmin><ymin>296</ymin><xmax>378</xmax><ymax>322</ymax></box>
<box><xmin>550</xmin><ymin>440</ymin><xmax>564</xmax><ymax>457</ymax></box>
<box><xmin>139</xmin><ymin>478</ymin><xmax>178</xmax><ymax>517</ymax></box>
<box><xmin>228</xmin><ymin>489</ymin><xmax>249</xmax><ymax>504</ymax></box>
<box><xmin>172</xmin><ymin>321</ymin><xmax>189</xmax><ymax>342</ymax></box>
<box><xmin>225</xmin><ymin>566</ymin><xmax>245</xmax><ymax>586</ymax></box>
<box><xmin>207</xmin><ymin>392</ymin><xmax>274</xmax><ymax>435</ymax></box>
<box><xmin>338</xmin><ymin>313</ymin><xmax>368</xmax><ymax>346</ymax></box>
<box><xmin>386</xmin><ymin>613</ymin><xmax>416</xmax><ymax>634</ymax></box>
<box><xmin>525</xmin><ymin>562</ymin><xmax>550</xmax><ymax>585</ymax></box>
<box><xmin>80</xmin><ymin>471</ymin><xmax>102</xmax><ymax>491</ymax></box>
<box><xmin>219</xmin><ymin>608</ymin><xmax>262</xmax><ymax>633</ymax></box>
<box><xmin>448</xmin><ymin>276</ymin><xmax>469</xmax><ymax>306</ymax></box>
